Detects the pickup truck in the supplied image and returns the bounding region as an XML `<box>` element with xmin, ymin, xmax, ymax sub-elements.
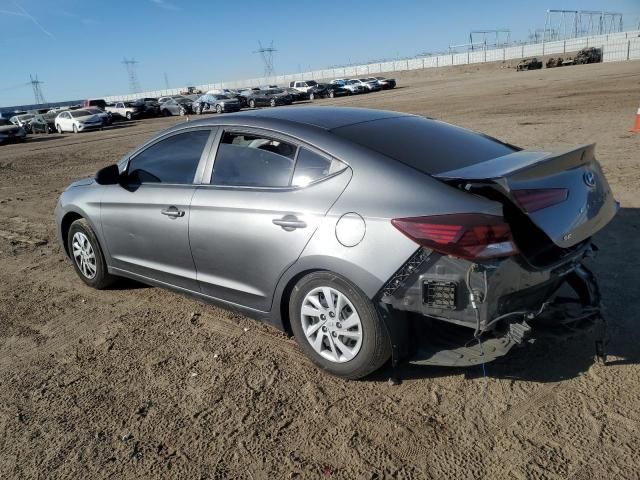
<box><xmin>105</xmin><ymin>102</ymin><xmax>141</xmax><ymax>120</ymax></box>
<box><xmin>288</xmin><ymin>80</ymin><xmax>318</xmax><ymax>93</ymax></box>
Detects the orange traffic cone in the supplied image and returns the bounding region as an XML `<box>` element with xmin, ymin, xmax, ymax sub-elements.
<box><xmin>631</xmin><ymin>106</ymin><xmax>640</xmax><ymax>133</ymax></box>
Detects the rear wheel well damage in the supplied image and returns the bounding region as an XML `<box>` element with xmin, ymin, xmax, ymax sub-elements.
<box><xmin>60</xmin><ymin>212</ymin><xmax>83</xmax><ymax>257</ymax></box>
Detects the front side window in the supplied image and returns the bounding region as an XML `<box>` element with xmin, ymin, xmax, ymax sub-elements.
<box><xmin>127</xmin><ymin>129</ymin><xmax>210</xmax><ymax>185</ymax></box>
<box><xmin>211</xmin><ymin>132</ymin><xmax>297</xmax><ymax>188</ymax></box>
<box><xmin>292</xmin><ymin>148</ymin><xmax>346</xmax><ymax>187</ymax></box>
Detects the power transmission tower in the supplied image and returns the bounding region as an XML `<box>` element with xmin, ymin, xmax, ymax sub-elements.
<box><xmin>30</xmin><ymin>74</ymin><xmax>46</xmax><ymax>104</ymax></box>
<box><xmin>122</xmin><ymin>58</ymin><xmax>142</xmax><ymax>94</ymax></box>
<box><xmin>164</xmin><ymin>72</ymin><xmax>170</xmax><ymax>90</ymax></box>
<box><xmin>254</xmin><ymin>41</ymin><xmax>277</xmax><ymax>77</ymax></box>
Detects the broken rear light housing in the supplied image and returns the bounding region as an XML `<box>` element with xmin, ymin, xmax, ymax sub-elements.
<box><xmin>512</xmin><ymin>188</ymin><xmax>568</xmax><ymax>213</ymax></box>
<box><xmin>391</xmin><ymin>213</ymin><xmax>518</xmax><ymax>260</ymax></box>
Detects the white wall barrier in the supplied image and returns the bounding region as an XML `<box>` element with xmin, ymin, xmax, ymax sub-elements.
<box><xmin>102</xmin><ymin>30</ymin><xmax>640</xmax><ymax>102</ymax></box>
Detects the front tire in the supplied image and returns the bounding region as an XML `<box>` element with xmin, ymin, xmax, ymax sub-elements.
<box><xmin>216</xmin><ymin>104</ymin><xmax>223</xmax><ymax>114</ymax></box>
<box><xmin>289</xmin><ymin>272</ymin><xmax>391</xmax><ymax>379</ymax></box>
<box><xmin>126</xmin><ymin>112</ymin><xmax>132</xmax><ymax>120</ymax></box>
<box><xmin>309</xmin><ymin>92</ymin><xmax>315</xmax><ymax>101</ymax></box>
<box><xmin>56</xmin><ymin>124</ymin><xmax>63</xmax><ymax>134</ymax></box>
<box><xmin>67</xmin><ymin>219</ymin><xmax>116</xmax><ymax>289</ymax></box>
<box><xmin>269</xmin><ymin>99</ymin><xmax>276</xmax><ymax>107</ymax></box>
<box><xmin>73</xmin><ymin>124</ymin><xmax>78</xmax><ymax>134</ymax></box>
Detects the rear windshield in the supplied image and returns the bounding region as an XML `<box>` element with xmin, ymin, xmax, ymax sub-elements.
<box><xmin>331</xmin><ymin>116</ymin><xmax>517</xmax><ymax>175</ymax></box>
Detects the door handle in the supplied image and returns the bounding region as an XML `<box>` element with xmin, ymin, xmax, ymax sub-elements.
<box><xmin>161</xmin><ymin>206</ymin><xmax>185</xmax><ymax>218</ymax></box>
<box><xmin>273</xmin><ymin>215</ymin><xmax>306</xmax><ymax>231</ymax></box>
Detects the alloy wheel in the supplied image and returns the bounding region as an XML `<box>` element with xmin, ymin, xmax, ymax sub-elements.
<box><xmin>300</xmin><ymin>286</ymin><xmax>363</xmax><ymax>363</ymax></box>
<box><xmin>72</xmin><ymin>232</ymin><xmax>97</xmax><ymax>279</ymax></box>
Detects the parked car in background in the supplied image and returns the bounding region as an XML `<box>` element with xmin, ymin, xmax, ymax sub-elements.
<box><xmin>308</xmin><ymin>83</ymin><xmax>350</xmax><ymax>100</ymax></box>
<box><xmin>288</xmin><ymin>80</ymin><xmax>318</xmax><ymax>93</ymax></box>
<box><xmin>331</xmin><ymin>79</ymin><xmax>366</xmax><ymax>94</ymax></box>
<box><xmin>246</xmin><ymin>89</ymin><xmax>292</xmax><ymax>108</ymax></box>
<box><xmin>105</xmin><ymin>102</ymin><xmax>142</xmax><ymax>120</ymax></box>
<box><xmin>55</xmin><ymin>109</ymin><xmax>103</xmax><ymax>133</ymax></box>
<box><xmin>351</xmin><ymin>78</ymin><xmax>382</xmax><ymax>92</ymax></box>
<box><xmin>373</xmin><ymin>76</ymin><xmax>396</xmax><ymax>89</ymax></box>
<box><xmin>207</xmin><ymin>89</ymin><xmax>248</xmax><ymax>107</ymax></box>
<box><xmin>84</xmin><ymin>107</ymin><xmax>113</xmax><ymax>126</ymax></box>
<box><xmin>159</xmin><ymin>97</ymin><xmax>193</xmax><ymax>116</ymax></box>
<box><xmin>282</xmin><ymin>88</ymin><xmax>308</xmax><ymax>102</ymax></box>
<box><xmin>192</xmin><ymin>94</ymin><xmax>241</xmax><ymax>114</ymax></box>
<box><xmin>0</xmin><ymin>117</ymin><xmax>27</xmax><ymax>143</ymax></box>
<box><xmin>10</xmin><ymin>114</ymin><xmax>35</xmax><ymax>133</ymax></box>
<box><xmin>83</xmin><ymin>99</ymin><xmax>107</xmax><ymax>110</ymax></box>
<box><xmin>29</xmin><ymin>112</ymin><xmax>57</xmax><ymax>133</ymax></box>
<box><xmin>158</xmin><ymin>95</ymin><xmax>192</xmax><ymax>104</ymax></box>
<box><xmin>132</xmin><ymin>98</ymin><xmax>161</xmax><ymax>117</ymax></box>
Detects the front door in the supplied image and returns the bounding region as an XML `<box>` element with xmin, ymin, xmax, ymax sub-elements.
<box><xmin>100</xmin><ymin>128</ymin><xmax>214</xmax><ymax>290</ymax></box>
<box><xmin>189</xmin><ymin>129</ymin><xmax>350</xmax><ymax>311</ymax></box>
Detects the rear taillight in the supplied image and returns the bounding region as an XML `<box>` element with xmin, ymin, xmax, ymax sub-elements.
<box><xmin>512</xmin><ymin>188</ymin><xmax>568</xmax><ymax>213</ymax></box>
<box><xmin>391</xmin><ymin>214</ymin><xmax>517</xmax><ymax>260</ymax></box>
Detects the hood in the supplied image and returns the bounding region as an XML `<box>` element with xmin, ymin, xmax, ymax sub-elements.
<box><xmin>76</xmin><ymin>114</ymin><xmax>101</xmax><ymax>123</ymax></box>
<box><xmin>66</xmin><ymin>177</ymin><xmax>95</xmax><ymax>189</ymax></box>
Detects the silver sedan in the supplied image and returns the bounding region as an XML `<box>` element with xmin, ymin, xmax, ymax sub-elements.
<box><xmin>55</xmin><ymin>107</ymin><xmax>616</xmax><ymax>379</ymax></box>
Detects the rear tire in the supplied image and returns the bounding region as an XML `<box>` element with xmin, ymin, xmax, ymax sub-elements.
<box><xmin>67</xmin><ymin>219</ymin><xmax>116</xmax><ymax>290</ymax></box>
<box><xmin>289</xmin><ymin>272</ymin><xmax>391</xmax><ymax>379</ymax></box>
<box><xmin>270</xmin><ymin>99</ymin><xmax>276</xmax><ymax>107</ymax></box>
<box><xmin>329</xmin><ymin>90</ymin><xmax>335</xmax><ymax>98</ymax></box>
<box><xmin>126</xmin><ymin>112</ymin><xmax>132</xmax><ymax>120</ymax></box>
<box><xmin>249</xmin><ymin>99</ymin><xmax>256</xmax><ymax>108</ymax></box>
<box><xmin>216</xmin><ymin>104</ymin><xmax>223</xmax><ymax>114</ymax></box>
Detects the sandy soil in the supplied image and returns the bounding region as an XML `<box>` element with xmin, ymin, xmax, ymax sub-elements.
<box><xmin>1</xmin><ymin>60</ymin><xmax>639</xmax><ymax>479</ymax></box>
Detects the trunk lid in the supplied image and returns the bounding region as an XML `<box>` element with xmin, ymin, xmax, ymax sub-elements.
<box><xmin>435</xmin><ymin>144</ymin><xmax>618</xmax><ymax>249</ymax></box>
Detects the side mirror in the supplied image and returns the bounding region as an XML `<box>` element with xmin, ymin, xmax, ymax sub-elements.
<box><xmin>95</xmin><ymin>164</ymin><xmax>122</xmax><ymax>185</ymax></box>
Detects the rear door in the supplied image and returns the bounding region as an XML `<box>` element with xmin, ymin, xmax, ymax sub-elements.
<box><xmin>189</xmin><ymin>128</ymin><xmax>351</xmax><ymax>311</ymax></box>
<box><xmin>100</xmin><ymin>127</ymin><xmax>215</xmax><ymax>290</ymax></box>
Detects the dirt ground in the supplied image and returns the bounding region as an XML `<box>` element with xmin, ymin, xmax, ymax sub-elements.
<box><xmin>1</xmin><ymin>60</ymin><xmax>639</xmax><ymax>480</ymax></box>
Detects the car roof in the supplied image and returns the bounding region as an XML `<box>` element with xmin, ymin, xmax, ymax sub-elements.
<box><xmin>181</xmin><ymin>107</ymin><xmax>410</xmax><ymax>131</ymax></box>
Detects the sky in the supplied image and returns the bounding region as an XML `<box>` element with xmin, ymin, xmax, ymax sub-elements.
<box><xmin>1</xmin><ymin>0</ymin><xmax>639</xmax><ymax>106</ymax></box>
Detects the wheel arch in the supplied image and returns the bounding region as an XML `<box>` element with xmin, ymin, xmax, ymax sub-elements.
<box><xmin>272</xmin><ymin>256</ymin><xmax>385</xmax><ymax>335</ymax></box>
<box><xmin>60</xmin><ymin>211</ymin><xmax>84</xmax><ymax>258</ymax></box>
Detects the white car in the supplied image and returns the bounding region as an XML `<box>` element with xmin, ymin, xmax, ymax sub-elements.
<box><xmin>105</xmin><ymin>102</ymin><xmax>141</xmax><ymax>120</ymax></box>
<box><xmin>55</xmin><ymin>110</ymin><xmax>103</xmax><ymax>133</ymax></box>
<box><xmin>350</xmin><ymin>78</ymin><xmax>382</xmax><ymax>92</ymax></box>
<box><xmin>331</xmin><ymin>79</ymin><xmax>366</xmax><ymax>94</ymax></box>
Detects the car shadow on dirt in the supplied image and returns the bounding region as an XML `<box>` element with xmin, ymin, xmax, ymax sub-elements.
<box><xmin>372</xmin><ymin>208</ymin><xmax>640</xmax><ymax>384</ymax></box>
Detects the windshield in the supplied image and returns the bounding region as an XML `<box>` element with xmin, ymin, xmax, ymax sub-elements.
<box><xmin>306</xmin><ymin>81</ymin><xmax>318</xmax><ymax>86</ymax></box>
<box><xmin>176</xmin><ymin>98</ymin><xmax>191</xmax><ymax>104</ymax></box>
<box><xmin>18</xmin><ymin>114</ymin><xmax>35</xmax><ymax>121</ymax></box>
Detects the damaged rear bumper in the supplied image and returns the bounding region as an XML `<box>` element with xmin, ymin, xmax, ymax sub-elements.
<box><xmin>377</xmin><ymin>247</ymin><xmax>606</xmax><ymax>367</ymax></box>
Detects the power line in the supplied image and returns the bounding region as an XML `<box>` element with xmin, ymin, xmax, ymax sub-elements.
<box><xmin>29</xmin><ymin>74</ymin><xmax>46</xmax><ymax>104</ymax></box>
<box><xmin>122</xmin><ymin>57</ymin><xmax>142</xmax><ymax>94</ymax></box>
<box><xmin>253</xmin><ymin>41</ymin><xmax>277</xmax><ymax>77</ymax></box>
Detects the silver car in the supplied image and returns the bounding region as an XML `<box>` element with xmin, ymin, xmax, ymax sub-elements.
<box><xmin>55</xmin><ymin>107</ymin><xmax>617</xmax><ymax>379</ymax></box>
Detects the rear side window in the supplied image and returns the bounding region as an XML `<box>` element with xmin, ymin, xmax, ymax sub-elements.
<box><xmin>211</xmin><ymin>132</ymin><xmax>297</xmax><ymax>187</ymax></box>
<box><xmin>127</xmin><ymin>129</ymin><xmax>210</xmax><ymax>184</ymax></box>
<box><xmin>332</xmin><ymin>116</ymin><xmax>517</xmax><ymax>175</ymax></box>
<box><xmin>292</xmin><ymin>148</ymin><xmax>346</xmax><ymax>187</ymax></box>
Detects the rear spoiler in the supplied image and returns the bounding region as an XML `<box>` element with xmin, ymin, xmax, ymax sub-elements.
<box><xmin>434</xmin><ymin>144</ymin><xmax>595</xmax><ymax>182</ymax></box>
